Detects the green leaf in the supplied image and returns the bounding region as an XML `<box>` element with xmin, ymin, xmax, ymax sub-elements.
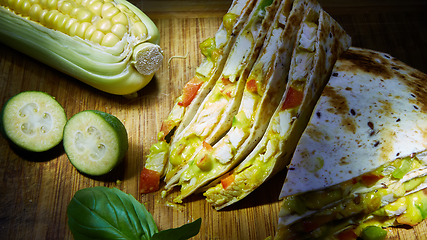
<box><xmin>151</xmin><ymin>218</ymin><xmax>202</xmax><ymax>240</ymax></box>
<box><xmin>67</xmin><ymin>186</ymin><xmax>158</xmax><ymax>240</ymax></box>
<box><xmin>392</xmin><ymin>157</ymin><xmax>412</xmax><ymax>179</ymax></box>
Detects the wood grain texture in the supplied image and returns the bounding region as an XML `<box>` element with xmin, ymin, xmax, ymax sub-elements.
<box><xmin>1</xmin><ymin>0</ymin><xmax>427</xmax><ymax>239</ymax></box>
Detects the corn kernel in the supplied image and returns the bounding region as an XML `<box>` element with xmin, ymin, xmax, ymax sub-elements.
<box><xmin>55</xmin><ymin>13</ymin><xmax>70</xmax><ymax>33</ymax></box>
<box><xmin>102</xmin><ymin>5</ymin><xmax>119</xmax><ymax>19</ymax></box>
<box><xmin>90</xmin><ymin>30</ymin><xmax>104</xmax><ymax>44</ymax></box>
<box><xmin>11</xmin><ymin>0</ymin><xmax>23</xmax><ymax>13</ymax></box>
<box><xmin>111</xmin><ymin>12</ymin><xmax>128</xmax><ymax>25</ymax></box>
<box><xmin>101</xmin><ymin>32</ymin><xmax>119</xmax><ymax>47</ymax></box>
<box><xmin>95</xmin><ymin>18</ymin><xmax>111</xmax><ymax>33</ymax></box>
<box><xmin>111</xmin><ymin>23</ymin><xmax>126</xmax><ymax>39</ymax></box>
<box><xmin>128</xmin><ymin>15</ymin><xmax>140</xmax><ymax>24</ymax></box>
<box><xmin>131</xmin><ymin>21</ymin><xmax>147</xmax><ymax>38</ymax></box>
<box><xmin>59</xmin><ymin>1</ymin><xmax>74</xmax><ymax>14</ymax></box>
<box><xmin>43</xmin><ymin>9</ymin><xmax>59</xmax><ymax>29</ymax></box>
<box><xmin>38</xmin><ymin>8</ymin><xmax>48</xmax><ymax>25</ymax></box>
<box><xmin>76</xmin><ymin>21</ymin><xmax>90</xmax><ymax>38</ymax></box>
<box><xmin>29</xmin><ymin>0</ymin><xmax>39</xmax><ymax>4</ymax></box>
<box><xmin>101</xmin><ymin>2</ymin><xmax>113</xmax><ymax>13</ymax></box>
<box><xmin>38</xmin><ymin>0</ymin><xmax>47</xmax><ymax>8</ymax></box>
<box><xmin>63</xmin><ymin>17</ymin><xmax>78</xmax><ymax>33</ymax></box>
<box><xmin>70</xmin><ymin>5</ymin><xmax>84</xmax><ymax>19</ymax></box>
<box><xmin>87</xmin><ymin>0</ymin><xmax>102</xmax><ymax>16</ymax></box>
<box><xmin>46</xmin><ymin>0</ymin><xmax>56</xmax><ymax>10</ymax></box>
<box><xmin>68</xmin><ymin>21</ymin><xmax>79</xmax><ymax>36</ymax></box>
<box><xmin>81</xmin><ymin>0</ymin><xmax>95</xmax><ymax>7</ymax></box>
<box><xmin>76</xmin><ymin>8</ymin><xmax>93</xmax><ymax>22</ymax></box>
<box><xmin>84</xmin><ymin>24</ymin><xmax>97</xmax><ymax>39</ymax></box>
<box><xmin>116</xmin><ymin>3</ymin><xmax>132</xmax><ymax>16</ymax></box>
<box><xmin>20</xmin><ymin>0</ymin><xmax>31</xmax><ymax>15</ymax></box>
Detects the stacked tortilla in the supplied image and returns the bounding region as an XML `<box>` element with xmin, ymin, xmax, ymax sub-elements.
<box><xmin>141</xmin><ymin>0</ymin><xmax>351</xmax><ymax>203</ymax></box>
<box><xmin>275</xmin><ymin>47</ymin><xmax>427</xmax><ymax>239</ymax></box>
<box><xmin>140</xmin><ymin>0</ymin><xmax>427</xmax><ymax>238</ymax></box>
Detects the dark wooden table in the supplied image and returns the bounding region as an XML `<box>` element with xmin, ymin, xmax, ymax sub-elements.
<box><xmin>1</xmin><ymin>0</ymin><xmax>427</xmax><ymax>239</ymax></box>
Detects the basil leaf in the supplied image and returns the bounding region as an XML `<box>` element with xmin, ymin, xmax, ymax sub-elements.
<box><xmin>67</xmin><ymin>186</ymin><xmax>158</xmax><ymax>240</ymax></box>
<box><xmin>151</xmin><ymin>218</ymin><xmax>202</xmax><ymax>240</ymax></box>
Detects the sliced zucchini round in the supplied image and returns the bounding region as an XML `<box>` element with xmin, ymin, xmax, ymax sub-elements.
<box><xmin>63</xmin><ymin>110</ymin><xmax>128</xmax><ymax>176</ymax></box>
<box><xmin>0</xmin><ymin>91</ymin><xmax>67</xmax><ymax>152</ymax></box>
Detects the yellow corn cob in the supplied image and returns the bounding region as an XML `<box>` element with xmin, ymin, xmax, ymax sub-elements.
<box><xmin>0</xmin><ymin>0</ymin><xmax>163</xmax><ymax>95</ymax></box>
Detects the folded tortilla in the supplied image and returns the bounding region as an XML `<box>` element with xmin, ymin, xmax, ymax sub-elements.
<box><xmin>171</xmin><ymin>0</ymin><xmax>311</xmax><ymax>203</ymax></box>
<box><xmin>283</xmin><ymin>183</ymin><xmax>427</xmax><ymax>239</ymax></box>
<box><xmin>275</xmin><ymin>47</ymin><xmax>427</xmax><ymax>239</ymax></box>
<box><xmin>140</xmin><ymin>0</ymin><xmax>258</xmax><ymax>189</ymax></box>
<box><xmin>163</xmin><ymin>0</ymin><xmax>281</xmax><ymax>190</ymax></box>
<box><xmin>203</xmin><ymin>5</ymin><xmax>351</xmax><ymax>210</ymax></box>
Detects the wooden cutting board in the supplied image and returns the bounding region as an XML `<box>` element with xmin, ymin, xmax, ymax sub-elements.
<box><xmin>1</xmin><ymin>0</ymin><xmax>427</xmax><ymax>239</ymax></box>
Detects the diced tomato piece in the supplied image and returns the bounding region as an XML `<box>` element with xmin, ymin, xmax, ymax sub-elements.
<box><xmin>221</xmin><ymin>77</ymin><xmax>232</xmax><ymax>86</ymax></box>
<box><xmin>139</xmin><ymin>168</ymin><xmax>160</xmax><ymax>194</ymax></box>
<box><xmin>178</xmin><ymin>77</ymin><xmax>203</xmax><ymax>107</ymax></box>
<box><xmin>246</xmin><ymin>79</ymin><xmax>257</xmax><ymax>92</ymax></box>
<box><xmin>160</xmin><ymin>120</ymin><xmax>175</xmax><ymax>138</ymax></box>
<box><xmin>202</xmin><ymin>141</ymin><xmax>213</xmax><ymax>151</ymax></box>
<box><xmin>360</xmin><ymin>173</ymin><xmax>384</xmax><ymax>187</ymax></box>
<box><xmin>221</xmin><ymin>174</ymin><xmax>235</xmax><ymax>189</ymax></box>
<box><xmin>336</xmin><ymin>229</ymin><xmax>358</xmax><ymax>240</ymax></box>
<box><xmin>282</xmin><ymin>87</ymin><xmax>304</xmax><ymax>110</ymax></box>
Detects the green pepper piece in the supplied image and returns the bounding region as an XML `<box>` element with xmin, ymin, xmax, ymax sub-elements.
<box><xmin>392</xmin><ymin>157</ymin><xmax>412</xmax><ymax>179</ymax></box>
<box><xmin>282</xmin><ymin>195</ymin><xmax>307</xmax><ymax>215</ymax></box>
<box><xmin>361</xmin><ymin>226</ymin><xmax>387</xmax><ymax>240</ymax></box>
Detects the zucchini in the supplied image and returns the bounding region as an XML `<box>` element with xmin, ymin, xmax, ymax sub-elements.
<box><xmin>0</xmin><ymin>91</ymin><xmax>67</xmax><ymax>152</ymax></box>
<box><xmin>63</xmin><ymin>110</ymin><xmax>128</xmax><ymax>176</ymax></box>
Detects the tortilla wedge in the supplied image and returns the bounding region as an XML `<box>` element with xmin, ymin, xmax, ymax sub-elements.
<box><xmin>275</xmin><ymin>47</ymin><xmax>427</xmax><ymax>239</ymax></box>
<box><xmin>140</xmin><ymin>0</ymin><xmax>257</xmax><ymax>193</ymax></box>
<box><xmin>171</xmin><ymin>0</ymin><xmax>312</xmax><ymax>203</ymax></box>
<box><xmin>163</xmin><ymin>0</ymin><xmax>281</xmax><ymax>191</ymax></box>
<box><xmin>203</xmin><ymin>5</ymin><xmax>351</xmax><ymax>210</ymax></box>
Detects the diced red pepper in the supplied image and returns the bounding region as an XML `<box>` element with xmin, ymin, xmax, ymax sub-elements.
<box><xmin>160</xmin><ymin>119</ymin><xmax>175</xmax><ymax>139</ymax></box>
<box><xmin>139</xmin><ymin>168</ymin><xmax>160</xmax><ymax>194</ymax></box>
<box><xmin>221</xmin><ymin>174</ymin><xmax>235</xmax><ymax>189</ymax></box>
<box><xmin>360</xmin><ymin>173</ymin><xmax>384</xmax><ymax>187</ymax></box>
<box><xmin>336</xmin><ymin>229</ymin><xmax>358</xmax><ymax>240</ymax></box>
<box><xmin>246</xmin><ymin>79</ymin><xmax>257</xmax><ymax>92</ymax></box>
<box><xmin>178</xmin><ymin>77</ymin><xmax>203</xmax><ymax>107</ymax></box>
<box><xmin>282</xmin><ymin>87</ymin><xmax>304</xmax><ymax>110</ymax></box>
<box><xmin>202</xmin><ymin>141</ymin><xmax>213</xmax><ymax>151</ymax></box>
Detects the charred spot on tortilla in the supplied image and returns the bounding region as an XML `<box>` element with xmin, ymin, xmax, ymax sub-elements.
<box><xmin>339</xmin><ymin>49</ymin><xmax>393</xmax><ymax>80</ymax></box>
<box><xmin>332</xmin><ymin>72</ymin><xmax>338</xmax><ymax>77</ymax></box>
<box><xmin>323</xmin><ymin>85</ymin><xmax>349</xmax><ymax>115</ymax></box>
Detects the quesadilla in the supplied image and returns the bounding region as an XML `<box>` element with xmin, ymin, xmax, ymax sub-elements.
<box><xmin>203</xmin><ymin>5</ymin><xmax>351</xmax><ymax>210</ymax></box>
<box><xmin>275</xmin><ymin>47</ymin><xmax>427</xmax><ymax>239</ymax></box>
<box><xmin>139</xmin><ymin>0</ymin><xmax>257</xmax><ymax>193</ymax></box>
<box><xmin>163</xmin><ymin>0</ymin><xmax>281</xmax><ymax>191</ymax></box>
<box><xmin>171</xmin><ymin>0</ymin><xmax>312</xmax><ymax>203</ymax></box>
